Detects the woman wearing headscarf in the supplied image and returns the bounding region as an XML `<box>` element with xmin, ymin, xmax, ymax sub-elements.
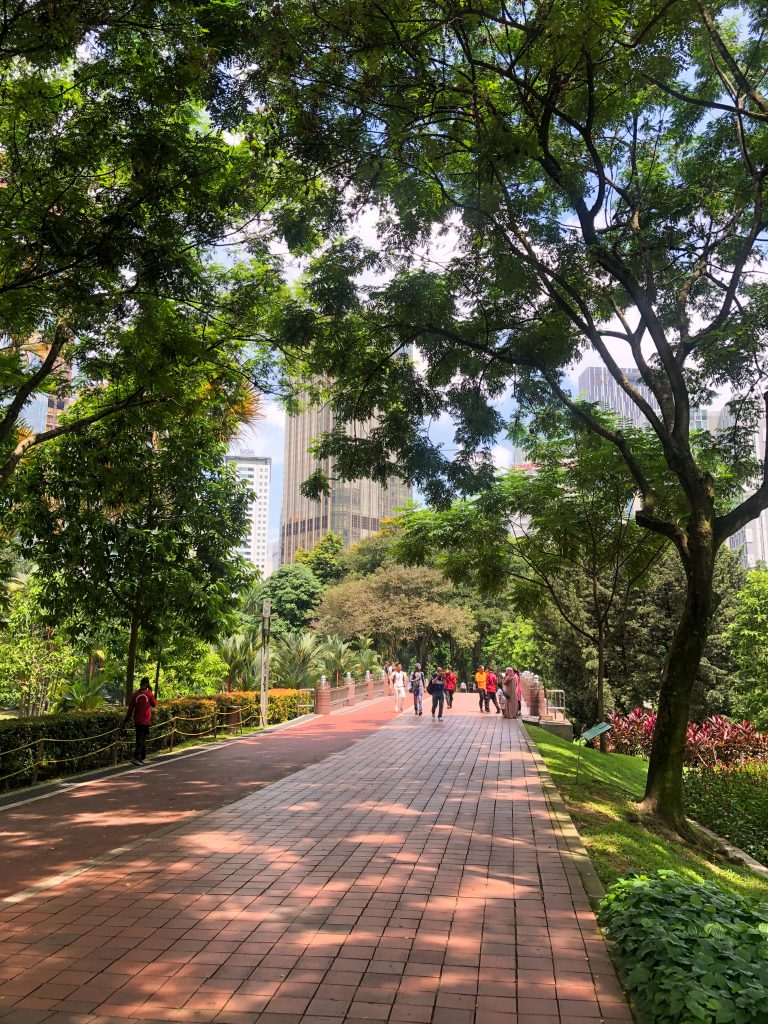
<box><xmin>502</xmin><ymin>667</ymin><xmax>519</xmax><ymax>719</ymax></box>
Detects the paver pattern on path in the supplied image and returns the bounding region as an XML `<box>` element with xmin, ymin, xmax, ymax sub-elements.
<box><xmin>0</xmin><ymin>699</ymin><xmax>393</xmax><ymax>899</ymax></box>
<box><xmin>0</xmin><ymin>702</ymin><xmax>632</xmax><ymax>1024</ymax></box>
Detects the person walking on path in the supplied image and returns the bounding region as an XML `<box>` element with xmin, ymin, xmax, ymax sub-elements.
<box><xmin>501</xmin><ymin>667</ymin><xmax>518</xmax><ymax>719</ymax></box>
<box><xmin>444</xmin><ymin>665</ymin><xmax>457</xmax><ymax>709</ymax></box>
<box><xmin>484</xmin><ymin>665</ymin><xmax>501</xmax><ymax>714</ymax></box>
<box><xmin>516</xmin><ymin>669</ymin><xmax>523</xmax><ymax>718</ymax></box>
<box><xmin>409</xmin><ymin>663</ymin><xmax>425</xmax><ymax>716</ymax></box>
<box><xmin>429</xmin><ymin>667</ymin><xmax>446</xmax><ymax>721</ymax></box>
<box><xmin>392</xmin><ymin>662</ymin><xmax>408</xmax><ymax>713</ymax></box>
<box><xmin>123</xmin><ymin>676</ymin><xmax>157</xmax><ymax>766</ymax></box>
<box><xmin>474</xmin><ymin>665</ymin><xmax>487</xmax><ymax>711</ymax></box>
<box><xmin>383</xmin><ymin>661</ymin><xmax>393</xmax><ymax>696</ymax></box>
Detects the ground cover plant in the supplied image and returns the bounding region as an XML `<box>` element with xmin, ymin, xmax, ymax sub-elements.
<box><xmin>685</xmin><ymin>762</ymin><xmax>768</xmax><ymax>867</ymax></box>
<box><xmin>525</xmin><ymin>725</ymin><xmax>768</xmax><ymax>904</ymax></box>
<box><xmin>599</xmin><ymin>871</ymin><xmax>768</xmax><ymax>1024</ymax></box>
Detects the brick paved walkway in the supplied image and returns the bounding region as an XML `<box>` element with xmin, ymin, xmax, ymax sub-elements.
<box><xmin>0</xmin><ymin>699</ymin><xmax>393</xmax><ymax>900</ymax></box>
<box><xmin>0</xmin><ymin>704</ymin><xmax>632</xmax><ymax>1024</ymax></box>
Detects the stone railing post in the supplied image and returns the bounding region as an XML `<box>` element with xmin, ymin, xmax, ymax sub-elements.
<box><xmin>315</xmin><ymin>677</ymin><xmax>331</xmax><ymax>715</ymax></box>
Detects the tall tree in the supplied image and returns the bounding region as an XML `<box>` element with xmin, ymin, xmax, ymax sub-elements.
<box><xmin>252</xmin><ymin>1</ymin><xmax>768</xmax><ymax>828</ymax></box>
<box><xmin>314</xmin><ymin>563</ymin><xmax>477</xmax><ymax>665</ymax></box>
<box><xmin>257</xmin><ymin>564</ymin><xmax>325</xmax><ymax>633</ymax></box>
<box><xmin>725</xmin><ymin>568</ymin><xmax>768</xmax><ymax>727</ymax></box>
<box><xmin>397</xmin><ymin>424</ymin><xmax>666</xmax><ymax>745</ymax></box>
<box><xmin>14</xmin><ymin>404</ymin><xmax>253</xmax><ymax>702</ymax></box>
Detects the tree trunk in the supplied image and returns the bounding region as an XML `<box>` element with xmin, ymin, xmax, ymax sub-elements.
<box><xmin>597</xmin><ymin>629</ymin><xmax>607</xmax><ymax>754</ymax></box>
<box><xmin>640</xmin><ymin>531</ymin><xmax>715</xmax><ymax>830</ymax></box>
<box><xmin>125</xmin><ymin>609</ymin><xmax>140</xmax><ymax>705</ymax></box>
<box><xmin>153</xmin><ymin>653</ymin><xmax>162</xmax><ymax>699</ymax></box>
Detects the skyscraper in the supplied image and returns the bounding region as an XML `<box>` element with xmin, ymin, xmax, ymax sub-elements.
<box><xmin>280</xmin><ymin>406</ymin><xmax>412</xmax><ymax>563</ymax></box>
<box><xmin>715</xmin><ymin>402</ymin><xmax>768</xmax><ymax>568</ymax></box>
<box><xmin>578</xmin><ymin>365</ymin><xmax>713</xmax><ymax>432</ymax></box>
<box><xmin>225</xmin><ymin>453</ymin><xmax>271</xmax><ymax>576</ymax></box>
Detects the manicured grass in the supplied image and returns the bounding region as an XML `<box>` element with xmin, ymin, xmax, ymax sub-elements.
<box><xmin>525</xmin><ymin>724</ymin><xmax>768</xmax><ymax>903</ymax></box>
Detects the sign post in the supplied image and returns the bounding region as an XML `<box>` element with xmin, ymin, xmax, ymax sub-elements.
<box><xmin>576</xmin><ymin>722</ymin><xmax>612</xmax><ymax>785</ymax></box>
<box><xmin>260</xmin><ymin>600</ymin><xmax>271</xmax><ymax>729</ymax></box>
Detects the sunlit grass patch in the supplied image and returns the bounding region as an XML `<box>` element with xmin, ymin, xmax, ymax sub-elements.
<box><xmin>525</xmin><ymin>724</ymin><xmax>768</xmax><ymax>903</ymax></box>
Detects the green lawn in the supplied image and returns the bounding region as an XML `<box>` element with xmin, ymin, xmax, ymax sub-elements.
<box><xmin>526</xmin><ymin>724</ymin><xmax>768</xmax><ymax>903</ymax></box>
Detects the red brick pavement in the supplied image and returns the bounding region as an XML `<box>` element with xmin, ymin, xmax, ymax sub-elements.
<box><xmin>0</xmin><ymin>699</ymin><xmax>394</xmax><ymax>900</ymax></box>
<box><xmin>0</xmin><ymin>702</ymin><xmax>632</xmax><ymax>1024</ymax></box>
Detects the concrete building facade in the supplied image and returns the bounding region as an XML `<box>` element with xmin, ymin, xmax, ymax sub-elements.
<box><xmin>225</xmin><ymin>453</ymin><xmax>272</xmax><ymax>576</ymax></box>
<box><xmin>280</xmin><ymin>405</ymin><xmax>412</xmax><ymax>563</ymax></box>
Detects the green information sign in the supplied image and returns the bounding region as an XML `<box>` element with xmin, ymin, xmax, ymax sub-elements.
<box><xmin>576</xmin><ymin>722</ymin><xmax>612</xmax><ymax>784</ymax></box>
<box><xmin>581</xmin><ymin>722</ymin><xmax>611</xmax><ymax>742</ymax></box>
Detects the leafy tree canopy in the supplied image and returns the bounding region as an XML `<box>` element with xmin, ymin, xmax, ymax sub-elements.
<box><xmin>0</xmin><ymin>1</ymin><xmax>338</xmax><ymax>485</ymax></box>
<box><xmin>12</xmin><ymin>401</ymin><xmax>253</xmax><ymax>701</ymax></box>
<box><xmin>313</xmin><ymin>563</ymin><xmax>477</xmax><ymax>664</ymax></box>
<box><xmin>295</xmin><ymin>531</ymin><xmax>347</xmax><ymax>586</ymax></box>
<box><xmin>257</xmin><ymin>563</ymin><xmax>325</xmax><ymax>633</ymax></box>
<box><xmin>245</xmin><ymin>0</ymin><xmax>768</xmax><ymax>827</ymax></box>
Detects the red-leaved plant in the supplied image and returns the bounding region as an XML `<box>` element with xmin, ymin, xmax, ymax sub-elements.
<box><xmin>605</xmin><ymin>710</ymin><xmax>768</xmax><ymax>766</ymax></box>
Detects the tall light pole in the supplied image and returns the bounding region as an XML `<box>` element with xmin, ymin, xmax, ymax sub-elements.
<box><xmin>260</xmin><ymin>600</ymin><xmax>271</xmax><ymax>728</ymax></box>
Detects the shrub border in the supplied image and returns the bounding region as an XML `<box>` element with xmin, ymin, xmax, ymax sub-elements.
<box><xmin>0</xmin><ymin>690</ymin><xmax>308</xmax><ymax>794</ymax></box>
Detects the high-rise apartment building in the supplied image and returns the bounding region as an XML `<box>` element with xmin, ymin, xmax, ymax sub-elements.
<box><xmin>280</xmin><ymin>406</ymin><xmax>412</xmax><ymax>563</ymax></box>
<box><xmin>225</xmin><ymin>453</ymin><xmax>271</xmax><ymax>576</ymax></box>
<box><xmin>578</xmin><ymin>366</ymin><xmax>713</xmax><ymax>431</ymax></box>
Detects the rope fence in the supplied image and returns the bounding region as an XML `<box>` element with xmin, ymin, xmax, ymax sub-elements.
<box><xmin>0</xmin><ymin>675</ymin><xmax>391</xmax><ymax>792</ymax></box>
<box><xmin>0</xmin><ymin>699</ymin><xmax>292</xmax><ymax>791</ymax></box>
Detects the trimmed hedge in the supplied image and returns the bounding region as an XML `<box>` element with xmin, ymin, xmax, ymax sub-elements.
<box><xmin>0</xmin><ymin>689</ymin><xmax>307</xmax><ymax>792</ymax></box>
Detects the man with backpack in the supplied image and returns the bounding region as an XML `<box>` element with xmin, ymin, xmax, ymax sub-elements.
<box><xmin>409</xmin><ymin>663</ymin><xmax>425</xmax><ymax>716</ymax></box>
<box><xmin>123</xmin><ymin>677</ymin><xmax>157</xmax><ymax>766</ymax></box>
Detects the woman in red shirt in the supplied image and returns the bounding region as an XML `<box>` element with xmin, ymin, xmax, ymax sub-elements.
<box><xmin>444</xmin><ymin>666</ymin><xmax>457</xmax><ymax>709</ymax></box>
<box><xmin>484</xmin><ymin>667</ymin><xmax>501</xmax><ymax>714</ymax></box>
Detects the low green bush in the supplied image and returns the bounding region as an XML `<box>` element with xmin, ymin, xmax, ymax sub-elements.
<box><xmin>685</xmin><ymin>761</ymin><xmax>768</xmax><ymax>866</ymax></box>
<box><xmin>599</xmin><ymin>870</ymin><xmax>768</xmax><ymax>1024</ymax></box>
<box><xmin>0</xmin><ymin>689</ymin><xmax>305</xmax><ymax>791</ymax></box>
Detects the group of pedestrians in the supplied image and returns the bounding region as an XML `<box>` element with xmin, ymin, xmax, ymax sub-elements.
<box><xmin>383</xmin><ymin>661</ymin><xmax>523</xmax><ymax>721</ymax></box>
<box><xmin>384</xmin><ymin>661</ymin><xmax>457</xmax><ymax>720</ymax></box>
<box><xmin>475</xmin><ymin>665</ymin><xmax>523</xmax><ymax>718</ymax></box>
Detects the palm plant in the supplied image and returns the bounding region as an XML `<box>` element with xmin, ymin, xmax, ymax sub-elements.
<box><xmin>353</xmin><ymin>639</ymin><xmax>381</xmax><ymax>680</ymax></box>
<box><xmin>272</xmin><ymin>632</ymin><xmax>326</xmax><ymax>689</ymax></box>
<box><xmin>55</xmin><ymin>676</ymin><xmax>106</xmax><ymax>712</ymax></box>
<box><xmin>214</xmin><ymin>632</ymin><xmax>261</xmax><ymax>691</ymax></box>
<box><xmin>322</xmin><ymin>634</ymin><xmax>355</xmax><ymax>686</ymax></box>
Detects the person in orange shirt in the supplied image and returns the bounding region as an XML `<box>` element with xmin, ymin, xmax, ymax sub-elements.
<box><xmin>474</xmin><ymin>665</ymin><xmax>487</xmax><ymax>712</ymax></box>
